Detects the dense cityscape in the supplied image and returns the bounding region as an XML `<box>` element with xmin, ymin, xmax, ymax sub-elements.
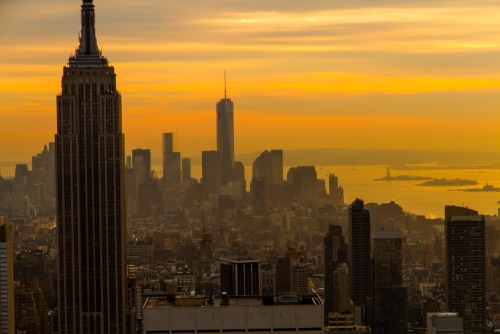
<box><xmin>1</xmin><ymin>0</ymin><xmax>499</xmax><ymax>333</ymax></box>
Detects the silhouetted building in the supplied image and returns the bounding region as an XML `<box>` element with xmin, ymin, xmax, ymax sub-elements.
<box><xmin>329</xmin><ymin>174</ymin><xmax>344</xmax><ymax>206</ymax></box>
<box><xmin>349</xmin><ymin>199</ymin><xmax>372</xmax><ymax>323</ymax></box>
<box><xmin>373</xmin><ymin>229</ymin><xmax>407</xmax><ymax>334</ymax></box>
<box><xmin>251</xmin><ymin>178</ymin><xmax>266</xmax><ymax>214</ymax></box>
<box><xmin>445</xmin><ymin>206</ymin><xmax>485</xmax><ymax>334</ymax></box>
<box><xmin>137</xmin><ymin>179</ymin><xmax>163</xmax><ymax>218</ymax></box>
<box><xmin>162</xmin><ymin>133</ymin><xmax>181</xmax><ymax>187</ymax></box>
<box><xmin>216</xmin><ymin>95</ymin><xmax>234</xmax><ymax>186</ymax></box>
<box><xmin>324</xmin><ymin>224</ymin><xmax>349</xmax><ymax>318</ymax></box>
<box><xmin>201</xmin><ymin>150</ymin><xmax>221</xmax><ymax>193</ymax></box>
<box><xmin>182</xmin><ymin>158</ymin><xmax>191</xmax><ymax>184</ymax></box>
<box><xmin>287</xmin><ymin>166</ymin><xmax>317</xmax><ymax>203</ymax></box>
<box><xmin>0</xmin><ymin>223</ymin><xmax>14</xmax><ymax>334</ymax></box>
<box><xmin>133</xmin><ymin>148</ymin><xmax>152</xmax><ymax>179</ymax></box>
<box><xmin>55</xmin><ymin>0</ymin><xmax>127</xmax><ymax>332</ymax></box>
<box><xmin>252</xmin><ymin>150</ymin><xmax>284</xmax><ymax>205</ymax></box>
<box><xmin>220</xmin><ymin>258</ymin><xmax>260</xmax><ymax>296</ymax></box>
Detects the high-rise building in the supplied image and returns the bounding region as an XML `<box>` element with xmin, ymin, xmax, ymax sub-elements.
<box><xmin>55</xmin><ymin>0</ymin><xmax>127</xmax><ymax>332</ymax></box>
<box><xmin>445</xmin><ymin>206</ymin><xmax>485</xmax><ymax>334</ymax></box>
<box><xmin>0</xmin><ymin>223</ymin><xmax>14</xmax><ymax>334</ymax></box>
<box><xmin>324</xmin><ymin>225</ymin><xmax>348</xmax><ymax>317</ymax></box>
<box><xmin>348</xmin><ymin>199</ymin><xmax>372</xmax><ymax>322</ymax></box>
<box><xmin>201</xmin><ymin>150</ymin><xmax>221</xmax><ymax>193</ymax></box>
<box><xmin>252</xmin><ymin>150</ymin><xmax>284</xmax><ymax>205</ymax></box>
<box><xmin>329</xmin><ymin>174</ymin><xmax>344</xmax><ymax>206</ymax></box>
<box><xmin>287</xmin><ymin>166</ymin><xmax>318</xmax><ymax>203</ymax></box>
<box><xmin>162</xmin><ymin>133</ymin><xmax>181</xmax><ymax>187</ymax></box>
<box><xmin>373</xmin><ymin>229</ymin><xmax>407</xmax><ymax>334</ymax></box>
<box><xmin>216</xmin><ymin>92</ymin><xmax>234</xmax><ymax>186</ymax></box>
<box><xmin>220</xmin><ymin>258</ymin><xmax>260</xmax><ymax>296</ymax></box>
<box><xmin>132</xmin><ymin>148</ymin><xmax>152</xmax><ymax>180</ymax></box>
<box><xmin>182</xmin><ymin>158</ymin><xmax>191</xmax><ymax>184</ymax></box>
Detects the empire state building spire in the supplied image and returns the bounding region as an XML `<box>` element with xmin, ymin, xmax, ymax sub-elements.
<box><xmin>69</xmin><ymin>0</ymin><xmax>108</xmax><ymax>67</ymax></box>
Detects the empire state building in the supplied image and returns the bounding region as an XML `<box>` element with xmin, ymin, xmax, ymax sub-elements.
<box><xmin>55</xmin><ymin>0</ymin><xmax>127</xmax><ymax>332</ymax></box>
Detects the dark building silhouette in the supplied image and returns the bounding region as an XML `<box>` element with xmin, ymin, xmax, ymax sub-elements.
<box><xmin>445</xmin><ymin>206</ymin><xmax>485</xmax><ymax>334</ymax></box>
<box><xmin>373</xmin><ymin>229</ymin><xmax>407</xmax><ymax>334</ymax></box>
<box><xmin>0</xmin><ymin>223</ymin><xmax>14</xmax><ymax>332</ymax></box>
<box><xmin>252</xmin><ymin>150</ymin><xmax>284</xmax><ymax>205</ymax></box>
<box><xmin>348</xmin><ymin>199</ymin><xmax>372</xmax><ymax>323</ymax></box>
<box><xmin>132</xmin><ymin>148</ymin><xmax>152</xmax><ymax>180</ymax></box>
<box><xmin>216</xmin><ymin>94</ymin><xmax>234</xmax><ymax>186</ymax></box>
<box><xmin>162</xmin><ymin>133</ymin><xmax>181</xmax><ymax>187</ymax></box>
<box><xmin>328</xmin><ymin>174</ymin><xmax>344</xmax><ymax>206</ymax></box>
<box><xmin>201</xmin><ymin>150</ymin><xmax>221</xmax><ymax>193</ymax></box>
<box><xmin>55</xmin><ymin>0</ymin><xmax>127</xmax><ymax>332</ymax></box>
<box><xmin>324</xmin><ymin>225</ymin><xmax>348</xmax><ymax>318</ymax></box>
<box><xmin>182</xmin><ymin>158</ymin><xmax>191</xmax><ymax>184</ymax></box>
<box><xmin>287</xmin><ymin>166</ymin><xmax>318</xmax><ymax>203</ymax></box>
<box><xmin>137</xmin><ymin>179</ymin><xmax>163</xmax><ymax>218</ymax></box>
<box><xmin>220</xmin><ymin>258</ymin><xmax>260</xmax><ymax>296</ymax></box>
<box><xmin>251</xmin><ymin>178</ymin><xmax>266</xmax><ymax>214</ymax></box>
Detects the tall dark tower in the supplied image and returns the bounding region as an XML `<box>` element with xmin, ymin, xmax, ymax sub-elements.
<box><xmin>216</xmin><ymin>74</ymin><xmax>234</xmax><ymax>186</ymax></box>
<box><xmin>324</xmin><ymin>224</ymin><xmax>348</xmax><ymax>319</ymax></box>
<box><xmin>55</xmin><ymin>0</ymin><xmax>127</xmax><ymax>332</ymax></box>
<box><xmin>348</xmin><ymin>199</ymin><xmax>372</xmax><ymax>324</ymax></box>
<box><xmin>445</xmin><ymin>206</ymin><xmax>485</xmax><ymax>334</ymax></box>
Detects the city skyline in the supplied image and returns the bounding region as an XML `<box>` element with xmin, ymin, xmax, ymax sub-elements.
<box><xmin>1</xmin><ymin>0</ymin><xmax>500</xmax><ymax>163</ymax></box>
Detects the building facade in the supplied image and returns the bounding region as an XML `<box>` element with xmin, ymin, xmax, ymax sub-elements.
<box><xmin>55</xmin><ymin>0</ymin><xmax>127</xmax><ymax>332</ymax></box>
<box><xmin>445</xmin><ymin>206</ymin><xmax>485</xmax><ymax>334</ymax></box>
<box><xmin>0</xmin><ymin>223</ymin><xmax>14</xmax><ymax>334</ymax></box>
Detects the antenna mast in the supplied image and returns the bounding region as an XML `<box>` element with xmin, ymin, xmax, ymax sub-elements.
<box><xmin>224</xmin><ymin>70</ymin><xmax>227</xmax><ymax>99</ymax></box>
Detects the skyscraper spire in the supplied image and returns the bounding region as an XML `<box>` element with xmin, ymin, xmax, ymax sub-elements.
<box><xmin>69</xmin><ymin>0</ymin><xmax>108</xmax><ymax>67</ymax></box>
<box><xmin>224</xmin><ymin>70</ymin><xmax>227</xmax><ymax>99</ymax></box>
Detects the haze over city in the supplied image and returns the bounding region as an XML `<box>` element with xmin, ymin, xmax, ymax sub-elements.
<box><xmin>1</xmin><ymin>0</ymin><xmax>500</xmax><ymax>163</ymax></box>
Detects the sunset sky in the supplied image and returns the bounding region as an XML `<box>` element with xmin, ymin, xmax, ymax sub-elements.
<box><xmin>1</xmin><ymin>0</ymin><xmax>500</xmax><ymax>172</ymax></box>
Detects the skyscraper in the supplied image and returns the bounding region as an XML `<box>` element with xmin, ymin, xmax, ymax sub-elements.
<box><xmin>132</xmin><ymin>148</ymin><xmax>152</xmax><ymax>180</ymax></box>
<box><xmin>348</xmin><ymin>199</ymin><xmax>372</xmax><ymax>324</ymax></box>
<box><xmin>0</xmin><ymin>223</ymin><xmax>14</xmax><ymax>334</ymax></box>
<box><xmin>55</xmin><ymin>0</ymin><xmax>127</xmax><ymax>332</ymax></box>
<box><xmin>162</xmin><ymin>133</ymin><xmax>181</xmax><ymax>187</ymax></box>
<box><xmin>182</xmin><ymin>158</ymin><xmax>191</xmax><ymax>184</ymax></box>
<box><xmin>201</xmin><ymin>150</ymin><xmax>221</xmax><ymax>193</ymax></box>
<box><xmin>216</xmin><ymin>90</ymin><xmax>234</xmax><ymax>186</ymax></box>
<box><xmin>373</xmin><ymin>228</ymin><xmax>407</xmax><ymax>334</ymax></box>
<box><xmin>324</xmin><ymin>224</ymin><xmax>348</xmax><ymax>318</ymax></box>
<box><xmin>445</xmin><ymin>206</ymin><xmax>485</xmax><ymax>334</ymax></box>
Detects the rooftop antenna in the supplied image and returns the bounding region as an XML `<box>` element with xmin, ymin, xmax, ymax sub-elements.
<box><xmin>224</xmin><ymin>70</ymin><xmax>227</xmax><ymax>99</ymax></box>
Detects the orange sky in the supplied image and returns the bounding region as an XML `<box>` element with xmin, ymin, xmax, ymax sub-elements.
<box><xmin>1</xmin><ymin>0</ymin><xmax>500</xmax><ymax>173</ymax></box>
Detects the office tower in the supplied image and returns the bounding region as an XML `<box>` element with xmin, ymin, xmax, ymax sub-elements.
<box><xmin>182</xmin><ymin>158</ymin><xmax>191</xmax><ymax>184</ymax></box>
<box><xmin>162</xmin><ymin>133</ymin><xmax>175</xmax><ymax>155</ymax></box>
<box><xmin>216</xmin><ymin>86</ymin><xmax>234</xmax><ymax>186</ymax></box>
<box><xmin>445</xmin><ymin>206</ymin><xmax>485</xmax><ymax>334</ymax></box>
<box><xmin>162</xmin><ymin>133</ymin><xmax>181</xmax><ymax>187</ymax></box>
<box><xmin>329</xmin><ymin>174</ymin><xmax>344</xmax><ymax>206</ymax></box>
<box><xmin>14</xmin><ymin>277</ymin><xmax>49</xmax><ymax>334</ymax></box>
<box><xmin>250</xmin><ymin>178</ymin><xmax>266</xmax><ymax>214</ymax></box>
<box><xmin>0</xmin><ymin>223</ymin><xmax>14</xmax><ymax>334</ymax></box>
<box><xmin>201</xmin><ymin>150</ymin><xmax>221</xmax><ymax>193</ymax></box>
<box><xmin>373</xmin><ymin>229</ymin><xmax>407</xmax><ymax>334</ymax></box>
<box><xmin>132</xmin><ymin>148</ymin><xmax>152</xmax><ymax>180</ymax></box>
<box><xmin>276</xmin><ymin>256</ymin><xmax>292</xmax><ymax>294</ymax></box>
<box><xmin>55</xmin><ymin>0</ymin><xmax>127</xmax><ymax>332</ymax></box>
<box><xmin>287</xmin><ymin>166</ymin><xmax>317</xmax><ymax>203</ymax></box>
<box><xmin>220</xmin><ymin>258</ymin><xmax>260</xmax><ymax>296</ymax></box>
<box><xmin>348</xmin><ymin>199</ymin><xmax>372</xmax><ymax>321</ymax></box>
<box><xmin>291</xmin><ymin>263</ymin><xmax>308</xmax><ymax>295</ymax></box>
<box><xmin>137</xmin><ymin>179</ymin><xmax>163</xmax><ymax>218</ymax></box>
<box><xmin>324</xmin><ymin>225</ymin><xmax>348</xmax><ymax>317</ymax></box>
<box><xmin>165</xmin><ymin>152</ymin><xmax>181</xmax><ymax>186</ymax></box>
<box><xmin>252</xmin><ymin>150</ymin><xmax>283</xmax><ymax>205</ymax></box>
